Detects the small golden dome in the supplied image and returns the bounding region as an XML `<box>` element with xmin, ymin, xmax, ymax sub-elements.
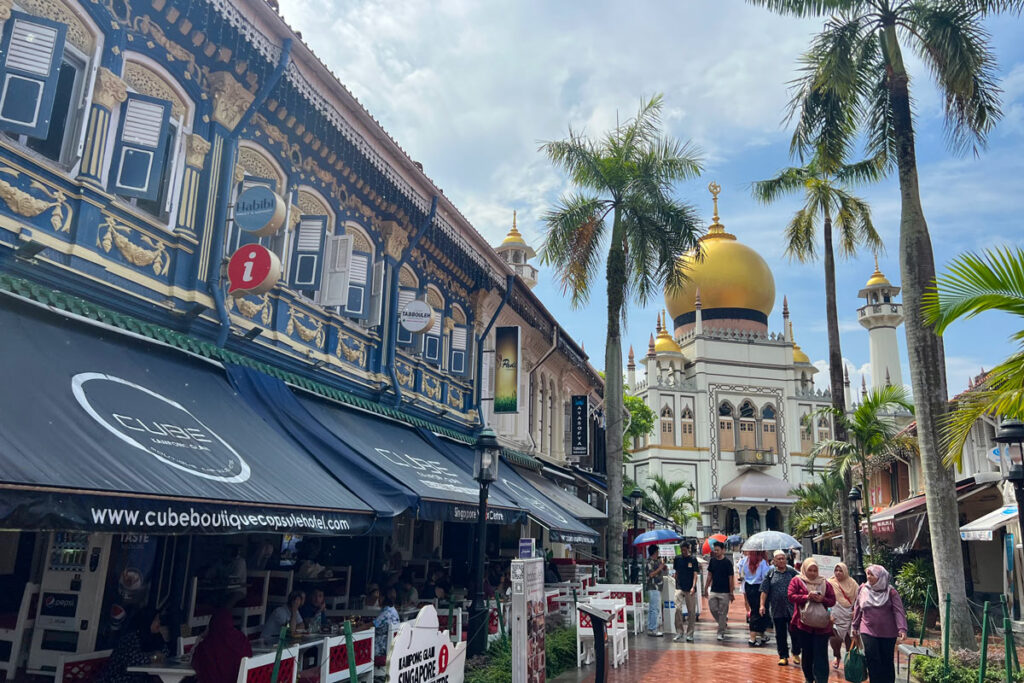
<box><xmin>865</xmin><ymin>255</ymin><xmax>891</xmax><ymax>287</ymax></box>
<box><xmin>501</xmin><ymin>210</ymin><xmax>527</xmax><ymax>246</ymax></box>
<box><xmin>654</xmin><ymin>311</ymin><xmax>683</xmax><ymax>354</ymax></box>
<box><xmin>665</xmin><ymin>183</ymin><xmax>775</xmax><ymax>328</ymax></box>
<box><xmin>793</xmin><ymin>342</ymin><xmax>810</xmax><ymax>364</ymax></box>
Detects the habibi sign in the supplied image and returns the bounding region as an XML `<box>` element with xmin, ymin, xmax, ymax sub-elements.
<box><xmin>386</xmin><ymin>605</ymin><xmax>465</xmax><ymax>683</ymax></box>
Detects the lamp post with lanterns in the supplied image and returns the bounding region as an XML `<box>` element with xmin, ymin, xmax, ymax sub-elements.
<box><xmin>687</xmin><ymin>481</ymin><xmax>697</xmax><ymax>535</ymax></box>
<box><xmin>848</xmin><ymin>485</ymin><xmax>868</xmax><ymax>584</ymax></box>
<box><xmin>630</xmin><ymin>488</ymin><xmax>644</xmax><ymax>583</ymax></box>
<box><xmin>468</xmin><ymin>427</ymin><xmax>500</xmax><ymax>657</ymax></box>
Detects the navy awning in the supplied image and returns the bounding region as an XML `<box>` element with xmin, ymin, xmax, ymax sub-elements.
<box><xmin>299</xmin><ymin>396</ymin><xmax>525</xmax><ymax>524</ymax></box>
<box><xmin>515</xmin><ymin>467</ymin><xmax>606</xmax><ymax>522</ymax></box>
<box><xmin>0</xmin><ymin>295</ymin><xmax>376</xmax><ymax>535</ymax></box>
<box><xmin>435</xmin><ymin>440</ymin><xmax>599</xmax><ymax>545</ymax></box>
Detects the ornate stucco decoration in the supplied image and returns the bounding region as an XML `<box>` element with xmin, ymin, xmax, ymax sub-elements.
<box><xmin>297</xmin><ymin>190</ymin><xmax>328</xmax><ymax>217</ymax></box>
<box><xmin>395</xmin><ymin>360</ymin><xmax>414</xmax><ymax>389</ymax></box>
<box><xmin>237</xmin><ymin>146</ymin><xmax>282</xmax><ymax>186</ymax></box>
<box><xmin>97</xmin><ymin>216</ymin><xmax>169</xmax><ymax>276</ymax></box>
<box><xmin>346</xmin><ymin>194</ymin><xmax>376</xmax><ymax>223</ymax></box>
<box><xmin>0</xmin><ymin>0</ymin><xmax>12</xmax><ymax>21</ymax></box>
<box><xmin>184</xmin><ymin>134</ymin><xmax>211</xmax><ymax>170</ymax></box>
<box><xmin>92</xmin><ymin>67</ymin><xmax>128</xmax><ymax>110</ymax></box>
<box><xmin>398</xmin><ymin>266</ymin><xmax>417</xmax><ymax>289</ymax></box>
<box><xmin>443</xmin><ymin>317</ymin><xmax>455</xmax><ymax>333</ymax></box>
<box><xmin>123</xmin><ymin>62</ymin><xmax>187</xmax><ymax>120</ymax></box>
<box><xmin>381</xmin><ymin>221</ymin><xmax>408</xmax><ymax>260</ymax></box>
<box><xmin>0</xmin><ymin>167</ymin><xmax>72</xmax><ymax>233</ymax></box>
<box><xmin>15</xmin><ymin>0</ymin><xmax>93</xmax><ymax>52</ymax></box>
<box><xmin>336</xmin><ymin>334</ymin><xmax>366</xmax><ymax>367</ymax></box>
<box><xmin>285</xmin><ymin>306</ymin><xmax>325</xmax><ymax>347</ymax></box>
<box><xmin>207</xmin><ymin>71</ymin><xmax>254</xmax><ymax>131</ymax></box>
<box><xmin>423</xmin><ymin>376</ymin><xmax>441</xmax><ymax>401</ymax></box>
<box><xmin>448</xmin><ymin>387</ymin><xmax>463</xmax><ymax>410</ymax></box>
<box><xmin>348</xmin><ymin>231</ymin><xmax>371</xmax><ymax>253</ymax></box>
<box><xmin>232</xmin><ymin>293</ymin><xmax>272</xmax><ymax>326</ymax></box>
<box><xmin>408</xmin><ymin>248</ymin><xmax>469</xmax><ymax>300</ymax></box>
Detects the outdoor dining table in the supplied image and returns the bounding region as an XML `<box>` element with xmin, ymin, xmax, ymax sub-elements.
<box><xmin>126</xmin><ymin>658</ymin><xmax>195</xmax><ymax>683</ymax></box>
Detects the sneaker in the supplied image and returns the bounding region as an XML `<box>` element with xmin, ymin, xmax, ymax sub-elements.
<box><xmin>686</xmin><ymin>635</ymin><xmax>694</xmax><ymax>642</ymax></box>
<box><xmin>792</xmin><ymin>654</ymin><xmax>801</xmax><ymax>664</ymax></box>
<box><xmin>778</xmin><ymin>658</ymin><xmax>788</xmax><ymax>666</ymax></box>
<box><xmin>748</xmin><ymin>640</ymin><xmax>758</xmax><ymax>647</ymax></box>
<box><xmin>673</xmin><ymin>634</ymin><xmax>683</xmax><ymax>642</ymax></box>
<box><xmin>652</xmin><ymin>631</ymin><xmax>664</xmax><ymax>637</ymax></box>
<box><xmin>717</xmin><ymin>634</ymin><xmax>725</xmax><ymax>641</ymax></box>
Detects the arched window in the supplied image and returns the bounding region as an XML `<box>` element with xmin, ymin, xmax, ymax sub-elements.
<box><xmin>421</xmin><ymin>286</ymin><xmax>444</xmax><ymax>364</ymax></box>
<box><xmin>289</xmin><ymin>187</ymin><xmax>335</xmax><ymax>297</ymax></box>
<box><xmin>800</xmin><ymin>412</ymin><xmax>814</xmax><ymax>451</ymax></box>
<box><xmin>761</xmin><ymin>405</ymin><xmax>776</xmax><ymax>420</ymax></box>
<box><xmin>538</xmin><ymin>377</ymin><xmax>546</xmax><ymax>453</ymax></box>
<box><xmin>738</xmin><ymin>400</ymin><xmax>757</xmax><ymax>449</ymax></box>
<box><xmin>726</xmin><ymin>509</ymin><xmax>741</xmax><ymax>535</ymax></box>
<box><xmin>449</xmin><ymin>304</ymin><xmax>470</xmax><ymax>377</ymax></box>
<box><xmin>761</xmin><ymin>404</ymin><xmax>778</xmax><ymax>453</ymax></box>
<box><xmin>719</xmin><ymin>403</ymin><xmax>733</xmax><ymax>417</ymax></box>
<box><xmin>396</xmin><ymin>266</ymin><xmax>419</xmax><ymax>347</ymax></box>
<box><xmin>680</xmin><ymin>405</ymin><xmax>695</xmax><ymax>448</ymax></box>
<box><xmin>739</xmin><ymin>401</ymin><xmax>756</xmax><ymax>419</ymax></box>
<box><xmin>660</xmin><ymin>406</ymin><xmax>674</xmax><ymax>444</ymax></box>
<box><xmin>227</xmin><ymin>143</ymin><xmax>287</xmax><ymax>257</ymax></box>
<box><xmin>547</xmin><ymin>378</ymin><xmax>557</xmax><ymax>454</ymax></box>
<box><xmin>718</xmin><ymin>402</ymin><xmax>735</xmax><ymax>452</ymax></box>
<box><xmin>319</xmin><ymin>220</ymin><xmax>377</xmax><ymax>320</ymax></box>
<box><xmin>817</xmin><ymin>416</ymin><xmax>832</xmax><ymax>442</ymax></box>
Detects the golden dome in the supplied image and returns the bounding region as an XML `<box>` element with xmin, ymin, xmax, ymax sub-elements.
<box><xmin>501</xmin><ymin>210</ymin><xmax>527</xmax><ymax>246</ymax></box>
<box><xmin>654</xmin><ymin>312</ymin><xmax>683</xmax><ymax>354</ymax></box>
<box><xmin>665</xmin><ymin>183</ymin><xmax>775</xmax><ymax>329</ymax></box>
<box><xmin>865</xmin><ymin>255</ymin><xmax>891</xmax><ymax>287</ymax></box>
<box><xmin>793</xmin><ymin>342</ymin><xmax>810</xmax><ymax>364</ymax></box>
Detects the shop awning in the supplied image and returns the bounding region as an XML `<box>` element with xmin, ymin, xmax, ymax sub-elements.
<box><xmin>960</xmin><ymin>506</ymin><xmax>1018</xmax><ymax>541</ymax></box>
<box><xmin>435</xmin><ymin>440</ymin><xmax>599</xmax><ymax>545</ymax></box>
<box><xmin>299</xmin><ymin>395</ymin><xmax>525</xmax><ymax>525</ymax></box>
<box><xmin>515</xmin><ymin>468</ymin><xmax>606</xmax><ymax>522</ymax></box>
<box><xmin>0</xmin><ymin>295</ymin><xmax>376</xmax><ymax>535</ymax></box>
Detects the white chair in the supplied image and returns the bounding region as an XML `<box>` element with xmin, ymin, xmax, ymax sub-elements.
<box><xmin>600</xmin><ymin>584</ymin><xmax>645</xmax><ymax>635</ymax></box>
<box><xmin>321</xmin><ymin>631</ymin><xmax>374</xmax><ymax>683</ymax></box>
<box><xmin>233</xmin><ymin>571</ymin><xmax>270</xmax><ymax>634</ymax></box>
<box><xmin>186</xmin><ymin>577</ymin><xmax>212</xmax><ymax>631</ymax></box>
<box><xmin>236</xmin><ymin>645</ymin><xmax>300</xmax><ymax>683</ymax></box>
<box><xmin>56</xmin><ymin>649</ymin><xmax>113</xmax><ymax>683</ymax></box>
<box><xmin>177</xmin><ymin>635</ymin><xmax>200</xmax><ymax>657</ymax></box>
<box><xmin>0</xmin><ymin>581</ymin><xmax>37</xmax><ymax>680</ymax></box>
<box><xmin>590</xmin><ymin>599</ymin><xmax>629</xmax><ymax>669</ymax></box>
<box><xmin>266</xmin><ymin>571</ymin><xmax>294</xmax><ymax>610</ymax></box>
<box><xmin>323</xmin><ymin>565</ymin><xmax>352</xmax><ymax>612</ymax></box>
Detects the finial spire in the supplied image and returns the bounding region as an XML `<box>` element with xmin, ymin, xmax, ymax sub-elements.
<box><xmin>707</xmin><ymin>181</ymin><xmax>724</xmax><ymax>234</ymax></box>
<box><xmin>874</xmin><ymin>253</ymin><xmax>879</xmax><ymax>271</ymax></box>
<box><xmin>647</xmin><ymin>333</ymin><xmax>656</xmax><ymax>357</ymax></box>
<box><xmin>695</xmin><ymin>288</ymin><xmax>702</xmax><ymax>309</ymax></box>
<box><xmin>861</xmin><ymin>375</ymin><xmax>868</xmax><ymax>396</ymax></box>
<box><xmin>885</xmin><ymin>368</ymin><xmax>892</xmax><ymax>386</ymax></box>
<box><xmin>844</xmin><ymin>365</ymin><xmax>850</xmax><ymax>384</ymax></box>
<box><xmin>783</xmin><ymin>296</ymin><xmax>789</xmax><ymax>317</ymax></box>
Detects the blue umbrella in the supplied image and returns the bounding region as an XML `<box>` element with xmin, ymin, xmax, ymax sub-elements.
<box><xmin>632</xmin><ymin>529</ymin><xmax>683</xmax><ymax>547</ymax></box>
<box><xmin>726</xmin><ymin>534</ymin><xmax>744</xmax><ymax>546</ymax></box>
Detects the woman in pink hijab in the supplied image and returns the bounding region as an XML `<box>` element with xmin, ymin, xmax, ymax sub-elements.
<box><xmin>851</xmin><ymin>564</ymin><xmax>908</xmax><ymax>683</ymax></box>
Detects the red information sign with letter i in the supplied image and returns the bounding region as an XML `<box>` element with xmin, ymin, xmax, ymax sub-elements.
<box><xmin>227</xmin><ymin>244</ymin><xmax>281</xmax><ymax>296</ymax></box>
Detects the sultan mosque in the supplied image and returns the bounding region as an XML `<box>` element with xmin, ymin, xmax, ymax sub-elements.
<box><xmin>624</xmin><ymin>183</ymin><xmax>907</xmax><ymax>537</ymax></box>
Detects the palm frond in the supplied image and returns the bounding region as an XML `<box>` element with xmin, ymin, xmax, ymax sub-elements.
<box><xmin>540</xmin><ymin>131</ymin><xmax>609</xmax><ymax>192</ymax></box>
<box><xmin>783</xmin><ymin>207</ymin><xmax>818</xmax><ymax>262</ymax></box>
<box><xmin>923</xmin><ymin>247</ymin><xmax>1024</xmax><ymax>334</ymax></box>
<box><xmin>538</xmin><ymin>194</ymin><xmax>609</xmax><ymax>307</ymax></box>
<box><xmin>833</xmin><ymin>188</ymin><xmax>882</xmax><ymax>257</ymax></box>
<box><xmin>751</xmin><ymin>166</ymin><xmax>809</xmax><ymax>204</ymax></box>
<box><xmin>745</xmin><ymin>0</ymin><xmax>862</xmax><ymax>18</ymax></box>
<box><xmin>940</xmin><ymin>352</ymin><xmax>1024</xmax><ymax>466</ymax></box>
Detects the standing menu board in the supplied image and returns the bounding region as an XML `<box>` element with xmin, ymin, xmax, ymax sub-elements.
<box><xmin>511</xmin><ymin>557</ymin><xmax>545</xmax><ymax>682</ymax></box>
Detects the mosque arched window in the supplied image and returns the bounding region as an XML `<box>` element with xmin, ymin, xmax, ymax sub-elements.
<box><xmin>680</xmin><ymin>406</ymin><xmax>695</xmax><ymax>448</ymax></box>
<box><xmin>660</xmin><ymin>406</ymin><xmax>674</xmax><ymax>444</ymax></box>
<box><xmin>718</xmin><ymin>402</ymin><xmax>735</xmax><ymax>452</ymax></box>
<box><xmin>739</xmin><ymin>401</ymin><xmax>756</xmax><ymax>419</ymax></box>
<box><xmin>761</xmin><ymin>404</ymin><xmax>778</xmax><ymax>453</ymax></box>
<box><xmin>817</xmin><ymin>416</ymin><xmax>832</xmax><ymax>442</ymax></box>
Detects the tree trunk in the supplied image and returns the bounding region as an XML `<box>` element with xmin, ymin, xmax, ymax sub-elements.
<box><xmin>822</xmin><ymin>213</ymin><xmax>858</xmax><ymax>570</ymax></box>
<box><xmin>605</xmin><ymin>206</ymin><xmax>626</xmax><ymax>583</ymax></box>
<box><xmin>883</xmin><ymin>27</ymin><xmax>974</xmax><ymax>650</ymax></box>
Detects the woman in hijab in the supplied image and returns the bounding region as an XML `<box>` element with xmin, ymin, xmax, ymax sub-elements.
<box><xmin>191</xmin><ymin>601</ymin><xmax>253</xmax><ymax>683</ymax></box>
<box><xmin>852</xmin><ymin>564</ymin><xmax>907</xmax><ymax>683</ymax></box>
<box><xmin>827</xmin><ymin>562</ymin><xmax>860</xmax><ymax>670</ymax></box>
<box><xmin>788</xmin><ymin>557</ymin><xmax>836</xmax><ymax>683</ymax></box>
<box><xmin>739</xmin><ymin>549</ymin><xmax>771</xmax><ymax>646</ymax></box>
<box><xmin>96</xmin><ymin>608</ymin><xmax>168</xmax><ymax>683</ymax></box>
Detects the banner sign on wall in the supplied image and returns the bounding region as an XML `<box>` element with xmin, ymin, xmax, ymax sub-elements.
<box><xmin>386</xmin><ymin>605</ymin><xmax>465</xmax><ymax>683</ymax></box>
<box><xmin>494</xmin><ymin>326</ymin><xmax>520</xmax><ymax>414</ymax></box>
<box><xmin>570</xmin><ymin>395</ymin><xmax>588</xmax><ymax>458</ymax></box>
<box><xmin>511</xmin><ymin>557</ymin><xmax>545</xmax><ymax>682</ymax></box>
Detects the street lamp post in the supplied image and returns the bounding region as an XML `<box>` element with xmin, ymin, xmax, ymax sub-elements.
<box><xmin>996</xmin><ymin>419</ymin><xmax>1024</xmax><ymax>619</ymax></box>
<box><xmin>848</xmin><ymin>486</ymin><xmax>867</xmax><ymax>584</ymax></box>
<box><xmin>630</xmin><ymin>489</ymin><xmax>644</xmax><ymax>584</ymax></box>
<box><xmin>687</xmin><ymin>481</ymin><xmax>697</xmax><ymax>535</ymax></box>
<box><xmin>469</xmin><ymin>427</ymin><xmax>500</xmax><ymax>657</ymax></box>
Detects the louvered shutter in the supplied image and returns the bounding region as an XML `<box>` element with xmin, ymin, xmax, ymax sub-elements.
<box><xmin>108</xmin><ymin>94</ymin><xmax>171</xmax><ymax>200</ymax></box>
<box><xmin>422</xmin><ymin>312</ymin><xmax>441</xmax><ymax>364</ymax></box>
<box><xmin>318</xmin><ymin>234</ymin><xmax>351</xmax><ymax>307</ymax></box>
<box><xmin>367</xmin><ymin>260</ymin><xmax>385</xmax><ymax>327</ymax></box>
<box><xmin>344</xmin><ymin>250</ymin><xmax>371</xmax><ymax>318</ymax></box>
<box><xmin>0</xmin><ymin>12</ymin><xmax>66</xmax><ymax>138</ymax></box>
<box><xmin>481</xmin><ymin>346</ymin><xmax>493</xmax><ymax>402</ymax></box>
<box><xmin>289</xmin><ymin>215</ymin><xmax>328</xmax><ymax>290</ymax></box>
<box><xmin>395</xmin><ymin>287</ymin><xmax>417</xmax><ymax>346</ymax></box>
<box><xmin>449</xmin><ymin>324</ymin><xmax>469</xmax><ymax>376</ymax></box>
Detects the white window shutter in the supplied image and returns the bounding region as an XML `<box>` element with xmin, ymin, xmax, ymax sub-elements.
<box><xmin>318</xmin><ymin>235</ymin><xmax>351</xmax><ymax>307</ymax></box>
<box><xmin>368</xmin><ymin>260</ymin><xmax>385</xmax><ymax>327</ymax></box>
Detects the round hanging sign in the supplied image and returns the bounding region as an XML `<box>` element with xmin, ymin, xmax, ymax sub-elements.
<box><xmin>399</xmin><ymin>299</ymin><xmax>434</xmax><ymax>333</ymax></box>
<box><xmin>234</xmin><ymin>185</ymin><xmax>286</xmax><ymax>237</ymax></box>
<box><xmin>227</xmin><ymin>244</ymin><xmax>281</xmax><ymax>296</ymax></box>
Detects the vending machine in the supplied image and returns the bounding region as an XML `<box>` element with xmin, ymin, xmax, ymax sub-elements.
<box><xmin>27</xmin><ymin>532</ymin><xmax>112</xmax><ymax>674</ymax></box>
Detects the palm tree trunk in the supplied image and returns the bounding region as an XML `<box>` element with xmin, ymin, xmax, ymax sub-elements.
<box><xmin>605</xmin><ymin>206</ymin><xmax>626</xmax><ymax>583</ymax></box>
<box><xmin>883</xmin><ymin>26</ymin><xmax>974</xmax><ymax>650</ymax></box>
<box><xmin>822</xmin><ymin>213</ymin><xmax>858</xmax><ymax>570</ymax></box>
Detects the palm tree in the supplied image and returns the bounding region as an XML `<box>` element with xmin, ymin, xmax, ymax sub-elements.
<box><xmin>748</xmin><ymin>0</ymin><xmax>1016</xmax><ymax>649</ymax></box>
<box><xmin>540</xmin><ymin>95</ymin><xmax>703</xmax><ymax>581</ymax></box>
<box><xmin>808</xmin><ymin>385</ymin><xmax>915</xmax><ymax>552</ymax></box>
<box><xmin>790</xmin><ymin>471</ymin><xmax>845</xmax><ymax>541</ymax></box>
<box><xmin>923</xmin><ymin>247</ymin><xmax>1024</xmax><ymax>463</ymax></box>
<box><xmin>643</xmin><ymin>475</ymin><xmax>702</xmax><ymax>529</ymax></box>
<box><xmin>752</xmin><ymin>151</ymin><xmax>883</xmax><ymax>569</ymax></box>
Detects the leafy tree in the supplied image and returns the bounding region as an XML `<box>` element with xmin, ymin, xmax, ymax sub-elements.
<box><xmin>539</xmin><ymin>95</ymin><xmax>703</xmax><ymax>581</ymax></box>
<box><xmin>643</xmin><ymin>474</ymin><xmax>701</xmax><ymax>529</ymax></box>
<box><xmin>753</xmin><ymin>150</ymin><xmax>883</xmax><ymax>569</ymax></box>
<box><xmin>789</xmin><ymin>471</ymin><xmax>845</xmax><ymax>539</ymax></box>
<box><xmin>624</xmin><ymin>394</ymin><xmax>656</xmax><ymax>451</ymax></box>
<box><xmin>923</xmin><ymin>247</ymin><xmax>1024</xmax><ymax>463</ymax></box>
<box><xmin>748</xmin><ymin>0</ymin><xmax>1019</xmax><ymax>649</ymax></box>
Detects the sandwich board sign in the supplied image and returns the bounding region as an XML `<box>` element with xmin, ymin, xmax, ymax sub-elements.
<box><xmin>511</xmin><ymin>557</ymin><xmax>545</xmax><ymax>682</ymax></box>
<box><xmin>386</xmin><ymin>605</ymin><xmax>465</xmax><ymax>683</ymax></box>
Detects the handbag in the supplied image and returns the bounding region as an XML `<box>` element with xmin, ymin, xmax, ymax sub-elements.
<box><xmin>844</xmin><ymin>645</ymin><xmax>867</xmax><ymax>683</ymax></box>
<box><xmin>798</xmin><ymin>579</ymin><xmax>831</xmax><ymax>629</ymax></box>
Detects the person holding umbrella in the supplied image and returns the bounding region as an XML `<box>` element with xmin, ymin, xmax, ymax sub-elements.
<box><xmin>644</xmin><ymin>545</ymin><xmax>668</xmax><ymax>636</ymax></box>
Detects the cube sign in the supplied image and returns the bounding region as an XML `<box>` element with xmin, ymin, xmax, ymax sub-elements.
<box><xmin>227</xmin><ymin>244</ymin><xmax>281</xmax><ymax>297</ymax></box>
<box><xmin>234</xmin><ymin>185</ymin><xmax>286</xmax><ymax>237</ymax></box>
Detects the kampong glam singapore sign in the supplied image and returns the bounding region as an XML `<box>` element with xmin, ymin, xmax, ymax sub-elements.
<box><xmin>386</xmin><ymin>605</ymin><xmax>465</xmax><ymax>683</ymax></box>
<box><xmin>493</xmin><ymin>326</ymin><xmax>520</xmax><ymax>414</ymax></box>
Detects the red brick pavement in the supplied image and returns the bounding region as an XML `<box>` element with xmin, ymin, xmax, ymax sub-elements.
<box><xmin>552</xmin><ymin>594</ymin><xmax>865</xmax><ymax>683</ymax></box>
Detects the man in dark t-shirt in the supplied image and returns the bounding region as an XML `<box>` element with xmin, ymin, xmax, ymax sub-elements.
<box><xmin>672</xmin><ymin>544</ymin><xmax>701</xmax><ymax>641</ymax></box>
<box><xmin>703</xmin><ymin>541</ymin><xmax>735</xmax><ymax>640</ymax></box>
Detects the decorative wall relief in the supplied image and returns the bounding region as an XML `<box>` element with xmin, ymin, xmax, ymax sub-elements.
<box><xmin>232</xmin><ymin>292</ymin><xmax>272</xmax><ymax>326</ymax></box>
<box><xmin>423</xmin><ymin>375</ymin><xmax>441</xmax><ymax>401</ymax></box>
<box><xmin>0</xmin><ymin>168</ymin><xmax>73</xmax><ymax>233</ymax></box>
<box><xmin>123</xmin><ymin>61</ymin><xmax>187</xmax><ymax>120</ymax></box>
<box><xmin>395</xmin><ymin>360</ymin><xmax>414</xmax><ymax>389</ymax></box>
<box><xmin>285</xmin><ymin>306</ymin><xmax>326</xmax><ymax>347</ymax></box>
<box><xmin>97</xmin><ymin>216</ymin><xmax>170</xmax><ymax>276</ymax></box>
<box><xmin>448</xmin><ymin>387</ymin><xmax>463</xmax><ymax>410</ymax></box>
<box><xmin>336</xmin><ymin>334</ymin><xmax>366</xmax><ymax>368</ymax></box>
<box><xmin>207</xmin><ymin>71</ymin><xmax>254</xmax><ymax>131</ymax></box>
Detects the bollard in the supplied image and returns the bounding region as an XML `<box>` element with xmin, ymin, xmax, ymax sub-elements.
<box><xmin>344</xmin><ymin>620</ymin><xmax>358</xmax><ymax>683</ymax></box>
<box><xmin>920</xmin><ymin>587</ymin><xmax>932</xmax><ymax>647</ymax></box>
<box><xmin>979</xmin><ymin>601</ymin><xmax>990</xmax><ymax>683</ymax></box>
<box><xmin>1002</xmin><ymin>595</ymin><xmax>1016</xmax><ymax>680</ymax></box>
<box><xmin>944</xmin><ymin>593</ymin><xmax>951</xmax><ymax>670</ymax></box>
<box><xmin>448</xmin><ymin>601</ymin><xmax>455</xmax><ymax>641</ymax></box>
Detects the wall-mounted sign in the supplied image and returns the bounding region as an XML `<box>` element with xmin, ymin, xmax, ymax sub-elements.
<box><xmin>494</xmin><ymin>326</ymin><xmax>520</xmax><ymax>414</ymax></box>
<box><xmin>227</xmin><ymin>245</ymin><xmax>281</xmax><ymax>297</ymax></box>
<box><xmin>571</xmin><ymin>395</ymin><xmax>588</xmax><ymax>459</ymax></box>
<box><xmin>234</xmin><ymin>185</ymin><xmax>286</xmax><ymax>237</ymax></box>
<box><xmin>399</xmin><ymin>299</ymin><xmax>434</xmax><ymax>334</ymax></box>
<box><xmin>518</xmin><ymin>537</ymin><xmax>535</xmax><ymax>559</ymax></box>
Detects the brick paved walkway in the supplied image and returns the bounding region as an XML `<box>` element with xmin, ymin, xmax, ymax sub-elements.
<box><xmin>551</xmin><ymin>595</ymin><xmax>878</xmax><ymax>683</ymax></box>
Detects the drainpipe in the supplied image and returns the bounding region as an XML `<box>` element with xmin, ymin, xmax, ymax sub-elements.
<box><xmin>212</xmin><ymin>40</ymin><xmax>293</xmax><ymax>347</ymax></box>
<box><xmin>526</xmin><ymin>327</ymin><xmax>559</xmax><ymax>451</ymax></box>
<box><xmin>474</xmin><ymin>274</ymin><xmax>515</xmax><ymax>427</ymax></box>
<box><xmin>387</xmin><ymin>197</ymin><xmax>438</xmax><ymax>406</ymax></box>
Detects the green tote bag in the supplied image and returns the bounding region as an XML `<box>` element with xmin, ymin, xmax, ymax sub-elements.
<box><xmin>844</xmin><ymin>645</ymin><xmax>867</xmax><ymax>683</ymax></box>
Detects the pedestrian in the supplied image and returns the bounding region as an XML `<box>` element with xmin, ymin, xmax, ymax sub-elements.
<box><xmin>788</xmin><ymin>557</ymin><xmax>836</xmax><ymax>683</ymax></box>
<box><xmin>672</xmin><ymin>543</ymin><xmax>701</xmax><ymax>642</ymax></box>
<box><xmin>851</xmin><ymin>564</ymin><xmax>907</xmax><ymax>683</ymax></box>
<box><xmin>759</xmin><ymin>550</ymin><xmax>802</xmax><ymax>666</ymax></box>
<box><xmin>703</xmin><ymin>541</ymin><xmax>735</xmax><ymax>641</ymax></box>
<box><xmin>739</xmin><ymin>549</ymin><xmax>771</xmax><ymax>647</ymax></box>
<box><xmin>828</xmin><ymin>562</ymin><xmax>861</xmax><ymax>670</ymax></box>
<box><xmin>644</xmin><ymin>545</ymin><xmax>667</xmax><ymax>636</ymax></box>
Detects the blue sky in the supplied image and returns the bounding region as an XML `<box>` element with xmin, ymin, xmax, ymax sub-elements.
<box><xmin>279</xmin><ymin>1</ymin><xmax>1024</xmax><ymax>397</ymax></box>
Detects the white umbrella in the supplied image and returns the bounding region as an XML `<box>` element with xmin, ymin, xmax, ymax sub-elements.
<box><xmin>741</xmin><ymin>530</ymin><xmax>802</xmax><ymax>552</ymax></box>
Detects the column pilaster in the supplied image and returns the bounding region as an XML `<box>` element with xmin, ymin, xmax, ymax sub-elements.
<box><xmin>79</xmin><ymin>67</ymin><xmax>126</xmax><ymax>186</ymax></box>
<box><xmin>175</xmin><ymin>134</ymin><xmax>211</xmax><ymax>235</ymax></box>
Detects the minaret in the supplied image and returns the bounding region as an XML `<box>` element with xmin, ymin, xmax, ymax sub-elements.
<box><xmin>844</xmin><ymin>365</ymin><xmax>852</xmax><ymax>407</ymax></box>
<box><xmin>857</xmin><ymin>255</ymin><xmax>904</xmax><ymax>390</ymax></box>
<box><xmin>694</xmin><ymin>289</ymin><xmax>703</xmax><ymax>335</ymax></box>
<box><xmin>782</xmin><ymin>296</ymin><xmax>792</xmax><ymax>343</ymax></box>
<box><xmin>627</xmin><ymin>346</ymin><xmax>636</xmax><ymax>388</ymax></box>
<box><xmin>494</xmin><ymin>210</ymin><xmax>538</xmax><ymax>289</ymax></box>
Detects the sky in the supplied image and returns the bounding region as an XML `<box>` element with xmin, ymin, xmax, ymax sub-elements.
<box><xmin>278</xmin><ymin>0</ymin><xmax>1024</xmax><ymax>397</ymax></box>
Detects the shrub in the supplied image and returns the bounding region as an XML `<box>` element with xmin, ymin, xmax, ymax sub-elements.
<box><xmin>911</xmin><ymin>654</ymin><xmax>1024</xmax><ymax>683</ymax></box>
<box><xmin>464</xmin><ymin>627</ymin><xmax>578</xmax><ymax>682</ymax></box>
<box><xmin>906</xmin><ymin>610</ymin><xmax>923</xmax><ymax>639</ymax></box>
<box><xmin>896</xmin><ymin>558</ymin><xmax>938</xmax><ymax>609</ymax></box>
<box><xmin>545</xmin><ymin>628</ymin><xmax>577</xmax><ymax>678</ymax></box>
